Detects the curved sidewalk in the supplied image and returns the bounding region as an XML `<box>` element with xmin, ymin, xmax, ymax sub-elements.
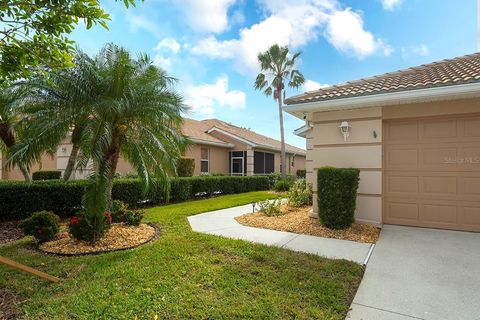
<box><xmin>188</xmin><ymin>204</ymin><xmax>373</xmax><ymax>265</ymax></box>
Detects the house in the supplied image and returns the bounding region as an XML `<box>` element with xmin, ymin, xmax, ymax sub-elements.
<box><xmin>284</xmin><ymin>53</ymin><xmax>480</xmax><ymax>232</ymax></box>
<box><xmin>0</xmin><ymin>118</ymin><xmax>306</xmax><ymax>179</ymax></box>
<box><xmin>180</xmin><ymin>118</ymin><xmax>306</xmax><ymax>176</ymax></box>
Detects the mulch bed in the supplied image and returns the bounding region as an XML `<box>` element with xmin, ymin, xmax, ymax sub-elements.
<box><xmin>0</xmin><ymin>221</ymin><xmax>24</xmax><ymax>246</ymax></box>
<box><xmin>236</xmin><ymin>206</ymin><xmax>380</xmax><ymax>243</ymax></box>
<box><xmin>39</xmin><ymin>223</ymin><xmax>158</xmax><ymax>255</ymax></box>
<box><xmin>0</xmin><ymin>289</ymin><xmax>23</xmax><ymax>320</ymax></box>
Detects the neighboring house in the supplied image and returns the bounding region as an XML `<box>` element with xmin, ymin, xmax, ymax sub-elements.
<box><xmin>0</xmin><ymin>118</ymin><xmax>306</xmax><ymax>179</ymax></box>
<box><xmin>285</xmin><ymin>53</ymin><xmax>480</xmax><ymax>232</ymax></box>
<box><xmin>181</xmin><ymin>118</ymin><xmax>306</xmax><ymax>176</ymax></box>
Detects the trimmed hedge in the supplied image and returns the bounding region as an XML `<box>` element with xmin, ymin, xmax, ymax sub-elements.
<box><xmin>317</xmin><ymin>167</ymin><xmax>360</xmax><ymax>229</ymax></box>
<box><xmin>32</xmin><ymin>170</ymin><xmax>62</xmax><ymax>180</ymax></box>
<box><xmin>0</xmin><ymin>175</ymin><xmax>270</xmax><ymax>221</ymax></box>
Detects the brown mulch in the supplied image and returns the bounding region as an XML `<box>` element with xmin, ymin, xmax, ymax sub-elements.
<box><xmin>0</xmin><ymin>289</ymin><xmax>23</xmax><ymax>320</ymax></box>
<box><xmin>0</xmin><ymin>221</ymin><xmax>24</xmax><ymax>246</ymax></box>
<box><xmin>39</xmin><ymin>223</ymin><xmax>157</xmax><ymax>255</ymax></box>
<box><xmin>235</xmin><ymin>206</ymin><xmax>380</xmax><ymax>243</ymax></box>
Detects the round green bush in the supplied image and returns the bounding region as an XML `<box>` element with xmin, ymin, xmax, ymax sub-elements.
<box><xmin>273</xmin><ymin>179</ymin><xmax>292</xmax><ymax>192</ymax></box>
<box><xmin>69</xmin><ymin>212</ymin><xmax>112</xmax><ymax>243</ymax></box>
<box><xmin>317</xmin><ymin>167</ymin><xmax>360</xmax><ymax>229</ymax></box>
<box><xmin>18</xmin><ymin>211</ymin><xmax>60</xmax><ymax>242</ymax></box>
<box><xmin>123</xmin><ymin>209</ymin><xmax>144</xmax><ymax>226</ymax></box>
<box><xmin>110</xmin><ymin>200</ymin><xmax>129</xmax><ymax>223</ymax></box>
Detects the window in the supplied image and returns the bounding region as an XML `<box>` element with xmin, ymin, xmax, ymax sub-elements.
<box><xmin>254</xmin><ymin>151</ymin><xmax>274</xmax><ymax>174</ymax></box>
<box><xmin>200</xmin><ymin>148</ymin><xmax>209</xmax><ymax>173</ymax></box>
<box><xmin>230</xmin><ymin>151</ymin><xmax>246</xmax><ymax>176</ymax></box>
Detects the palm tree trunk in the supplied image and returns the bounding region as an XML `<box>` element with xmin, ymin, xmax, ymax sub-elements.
<box><xmin>19</xmin><ymin>162</ymin><xmax>31</xmax><ymax>183</ymax></box>
<box><xmin>277</xmin><ymin>88</ymin><xmax>287</xmax><ymax>179</ymax></box>
<box><xmin>63</xmin><ymin>142</ymin><xmax>80</xmax><ymax>181</ymax></box>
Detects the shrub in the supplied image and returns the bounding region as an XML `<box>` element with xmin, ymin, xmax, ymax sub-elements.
<box><xmin>288</xmin><ymin>179</ymin><xmax>312</xmax><ymax>207</ymax></box>
<box><xmin>18</xmin><ymin>211</ymin><xmax>60</xmax><ymax>242</ymax></box>
<box><xmin>32</xmin><ymin>171</ymin><xmax>62</xmax><ymax>181</ymax></box>
<box><xmin>317</xmin><ymin>167</ymin><xmax>360</xmax><ymax>229</ymax></box>
<box><xmin>273</xmin><ymin>179</ymin><xmax>292</xmax><ymax>192</ymax></box>
<box><xmin>123</xmin><ymin>209</ymin><xmax>144</xmax><ymax>226</ymax></box>
<box><xmin>69</xmin><ymin>211</ymin><xmax>112</xmax><ymax>242</ymax></box>
<box><xmin>110</xmin><ymin>200</ymin><xmax>129</xmax><ymax>223</ymax></box>
<box><xmin>0</xmin><ymin>176</ymin><xmax>271</xmax><ymax>221</ymax></box>
<box><xmin>257</xmin><ymin>199</ymin><xmax>282</xmax><ymax>217</ymax></box>
<box><xmin>296</xmin><ymin>169</ymin><xmax>306</xmax><ymax>179</ymax></box>
<box><xmin>177</xmin><ymin>157</ymin><xmax>195</xmax><ymax>177</ymax></box>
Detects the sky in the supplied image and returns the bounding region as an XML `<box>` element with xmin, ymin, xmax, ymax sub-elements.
<box><xmin>71</xmin><ymin>0</ymin><xmax>477</xmax><ymax>149</ymax></box>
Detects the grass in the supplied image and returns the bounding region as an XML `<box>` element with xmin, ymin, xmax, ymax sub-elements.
<box><xmin>0</xmin><ymin>191</ymin><xmax>363</xmax><ymax>319</ymax></box>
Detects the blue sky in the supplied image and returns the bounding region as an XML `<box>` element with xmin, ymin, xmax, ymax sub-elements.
<box><xmin>71</xmin><ymin>0</ymin><xmax>477</xmax><ymax>149</ymax></box>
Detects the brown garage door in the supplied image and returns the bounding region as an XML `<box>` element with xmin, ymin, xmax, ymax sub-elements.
<box><xmin>383</xmin><ymin>114</ymin><xmax>480</xmax><ymax>232</ymax></box>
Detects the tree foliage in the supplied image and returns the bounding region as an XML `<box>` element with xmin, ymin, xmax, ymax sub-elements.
<box><xmin>0</xmin><ymin>0</ymin><xmax>137</xmax><ymax>80</ymax></box>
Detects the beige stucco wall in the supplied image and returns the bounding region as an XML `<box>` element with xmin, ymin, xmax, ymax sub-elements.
<box><xmin>308</xmin><ymin>107</ymin><xmax>383</xmax><ymax>226</ymax></box>
<box><xmin>2</xmin><ymin>152</ymin><xmax>57</xmax><ymax>180</ymax></box>
<box><xmin>306</xmin><ymin>97</ymin><xmax>480</xmax><ymax>227</ymax></box>
<box><xmin>184</xmin><ymin>144</ymin><xmax>230</xmax><ymax>175</ymax></box>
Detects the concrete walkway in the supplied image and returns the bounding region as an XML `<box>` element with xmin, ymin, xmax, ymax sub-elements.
<box><xmin>188</xmin><ymin>204</ymin><xmax>373</xmax><ymax>264</ymax></box>
<box><xmin>347</xmin><ymin>225</ymin><xmax>480</xmax><ymax>320</ymax></box>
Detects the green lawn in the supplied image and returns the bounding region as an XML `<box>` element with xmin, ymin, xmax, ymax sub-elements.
<box><xmin>0</xmin><ymin>191</ymin><xmax>363</xmax><ymax>319</ymax></box>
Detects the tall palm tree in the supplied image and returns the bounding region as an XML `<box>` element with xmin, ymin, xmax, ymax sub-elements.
<box><xmin>0</xmin><ymin>83</ymin><xmax>32</xmax><ymax>182</ymax></box>
<box><xmin>13</xmin><ymin>51</ymin><xmax>100</xmax><ymax>180</ymax></box>
<box><xmin>254</xmin><ymin>44</ymin><xmax>305</xmax><ymax>178</ymax></box>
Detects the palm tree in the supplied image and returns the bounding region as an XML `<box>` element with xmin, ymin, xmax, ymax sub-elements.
<box><xmin>0</xmin><ymin>83</ymin><xmax>32</xmax><ymax>182</ymax></box>
<box><xmin>13</xmin><ymin>51</ymin><xmax>100</xmax><ymax>181</ymax></box>
<box><xmin>10</xmin><ymin>43</ymin><xmax>188</xmax><ymax>243</ymax></box>
<box><xmin>254</xmin><ymin>44</ymin><xmax>305</xmax><ymax>179</ymax></box>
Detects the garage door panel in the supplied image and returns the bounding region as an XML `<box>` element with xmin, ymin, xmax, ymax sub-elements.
<box><xmin>385</xmin><ymin>147</ymin><xmax>418</xmax><ymax>169</ymax></box>
<box><xmin>384</xmin><ymin>115</ymin><xmax>480</xmax><ymax>232</ymax></box>
<box><xmin>385</xmin><ymin>200</ymin><xmax>419</xmax><ymax>221</ymax></box>
<box><xmin>422</xmin><ymin>176</ymin><xmax>457</xmax><ymax>196</ymax></box>
<box><xmin>463</xmin><ymin>117</ymin><xmax>480</xmax><ymax>138</ymax></box>
<box><xmin>421</xmin><ymin>119</ymin><xmax>457</xmax><ymax>140</ymax></box>
<box><xmin>461</xmin><ymin>205</ymin><xmax>480</xmax><ymax>227</ymax></box>
<box><xmin>422</xmin><ymin>203</ymin><xmax>458</xmax><ymax>224</ymax></box>
<box><xmin>384</xmin><ymin>121</ymin><xmax>419</xmax><ymax>142</ymax></box>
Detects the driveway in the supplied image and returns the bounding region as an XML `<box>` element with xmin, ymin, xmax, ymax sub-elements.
<box><xmin>347</xmin><ymin>225</ymin><xmax>480</xmax><ymax>320</ymax></box>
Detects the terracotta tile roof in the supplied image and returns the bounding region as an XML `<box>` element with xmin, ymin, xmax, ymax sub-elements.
<box><xmin>201</xmin><ymin>119</ymin><xmax>306</xmax><ymax>155</ymax></box>
<box><xmin>181</xmin><ymin>118</ymin><xmax>231</xmax><ymax>146</ymax></box>
<box><xmin>285</xmin><ymin>52</ymin><xmax>480</xmax><ymax>105</ymax></box>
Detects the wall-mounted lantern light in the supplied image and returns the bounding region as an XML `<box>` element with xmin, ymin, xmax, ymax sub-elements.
<box><xmin>338</xmin><ymin>121</ymin><xmax>351</xmax><ymax>141</ymax></box>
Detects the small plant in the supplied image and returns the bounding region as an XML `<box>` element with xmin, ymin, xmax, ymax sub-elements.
<box><xmin>69</xmin><ymin>211</ymin><xmax>112</xmax><ymax>243</ymax></box>
<box><xmin>257</xmin><ymin>199</ymin><xmax>283</xmax><ymax>217</ymax></box>
<box><xmin>110</xmin><ymin>200</ymin><xmax>129</xmax><ymax>223</ymax></box>
<box><xmin>273</xmin><ymin>179</ymin><xmax>292</xmax><ymax>192</ymax></box>
<box><xmin>18</xmin><ymin>211</ymin><xmax>60</xmax><ymax>242</ymax></box>
<box><xmin>288</xmin><ymin>178</ymin><xmax>313</xmax><ymax>207</ymax></box>
<box><xmin>123</xmin><ymin>209</ymin><xmax>144</xmax><ymax>226</ymax></box>
<box><xmin>177</xmin><ymin>157</ymin><xmax>195</xmax><ymax>177</ymax></box>
<box><xmin>296</xmin><ymin>169</ymin><xmax>306</xmax><ymax>179</ymax></box>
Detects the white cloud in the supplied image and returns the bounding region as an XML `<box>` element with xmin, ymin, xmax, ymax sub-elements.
<box><xmin>177</xmin><ymin>0</ymin><xmax>237</xmax><ymax>33</ymax></box>
<box><xmin>155</xmin><ymin>38</ymin><xmax>181</xmax><ymax>54</ymax></box>
<box><xmin>191</xmin><ymin>0</ymin><xmax>391</xmax><ymax>74</ymax></box>
<box><xmin>184</xmin><ymin>76</ymin><xmax>246</xmax><ymax>117</ymax></box>
<box><xmin>128</xmin><ymin>15</ymin><xmax>162</xmax><ymax>37</ymax></box>
<box><xmin>153</xmin><ymin>55</ymin><xmax>172</xmax><ymax>70</ymax></box>
<box><xmin>380</xmin><ymin>0</ymin><xmax>402</xmax><ymax>11</ymax></box>
<box><xmin>303</xmin><ymin>79</ymin><xmax>329</xmax><ymax>92</ymax></box>
<box><xmin>325</xmin><ymin>9</ymin><xmax>391</xmax><ymax>59</ymax></box>
<box><xmin>401</xmin><ymin>44</ymin><xmax>430</xmax><ymax>59</ymax></box>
